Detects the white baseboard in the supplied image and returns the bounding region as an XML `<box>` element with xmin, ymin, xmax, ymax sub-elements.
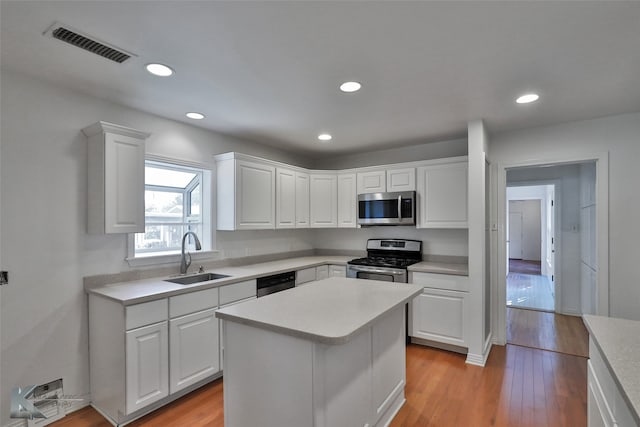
<box><xmin>466</xmin><ymin>333</ymin><xmax>493</xmax><ymax>366</ymax></box>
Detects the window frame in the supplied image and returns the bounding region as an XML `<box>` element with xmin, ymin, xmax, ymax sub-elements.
<box><xmin>126</xmin><ymin>155</ymin><xmax>216</xmax><ymax>267</ymax></box>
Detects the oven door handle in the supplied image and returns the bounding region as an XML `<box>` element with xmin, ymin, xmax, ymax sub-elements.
<box><xmin>397</xmin><ymin>195</ymin><xmax>402</xmax><ymax>219</ymax></box>
<box><xmin>348</xmin><ymin>265</ymin><xmax>405</xmax><ymax>276</ymax></box>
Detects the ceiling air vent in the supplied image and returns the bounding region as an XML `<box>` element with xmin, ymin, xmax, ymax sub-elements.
<box><xmin>44</xmin><ymin>22</ymin><xmax>136</xmax><ymax>64</ymax></box>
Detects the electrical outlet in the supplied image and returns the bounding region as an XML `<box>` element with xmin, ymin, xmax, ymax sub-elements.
<box><xmin>0</xmin><ymin>271</ymin><xmax>8</xmax><ymax>285</ymax></box>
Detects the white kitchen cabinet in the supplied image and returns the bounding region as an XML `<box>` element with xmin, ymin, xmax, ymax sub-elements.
<box><xmin>417</xmin><ymin>161</ymin><xmax>468</xmax><ymax>228</ymax></box>
<box><xmin>295</xmin><ymin>171</ymin><xmax>310</xmax><ymax>228</ymax></box>
<box><xmin>296</xmin><ymin>267</ymin><xmax>317</xmax><ymax>286</ymax></box>
<box><xmin>216</xmin><ymin>154</ymin><xmax>276</xmax><ymax>230</ymax></box>
<box><xmin>410</xmin><ymin>288</ymin><xmax>466</xmax><ymax>347</ymax></box>
<box><xmin>125</xmin><ymin>321</ymin><xmax>169</xmax><ymax>414</ymax></box>
<box><xmin>587</xmin><ymin>340</ymin><xmax>637</xmax><ymax>427</ymax></box>
<box><xmin>387</xmin><ymin>168</ymin><xmax>416</xmax><ymax>192</ymax></box>
<box><xmin>316</xmin><ymin>265</ymin><xmax>329</xmax><ymax>281</ymax></box>
<box><xmin>337</xmin><ymin>173</ymin><xmax>357</xmax><ymax>228</ymax></box>
<box><xmin>169</xmin><ymin>308</ymin><xmax>219</xmax><ymax>394</ymax></box>
<box><xmin>409</xmin><ymin>272</ymin><xmax>469</xmax><ymax>348</ymax></box>
<box><xmin>310</xmin><ymin>173</ymin><xmax>337</xmax><ymax>228</ymax></box>
<box><xmin>357</xmin><ymin>169</ymin><xmax>386</xmax><ymax>194</ymax></box>
<box><xmin>82</xmin><ymin>121</ymin><xmax>150</xmax><ymax>234</ymax></box>
<box><xmin>276</xmin><ymin>167</ymin><xmax>296</xmax><ymax>229</ymax></box>
<box><xmin>329</xmin><ymin>265</ymin><xmax>347</xmax><ymax>278</ymax></box>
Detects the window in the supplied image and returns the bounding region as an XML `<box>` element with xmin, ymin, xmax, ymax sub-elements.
<box><xmin>132</xmin><ymin>160</ymin><xmax>211</xmax><ymax>258</ymax></box>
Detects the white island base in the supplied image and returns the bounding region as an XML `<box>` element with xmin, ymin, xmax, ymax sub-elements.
<box><xmin>217</xmin><ymin>278</ymin><xmax>422</xmax><ymax>427</ymax></box>
<box><xmin>223</xmin><ymin>306</ymin><xmax>405</xmax><ymax>427</ymax></box>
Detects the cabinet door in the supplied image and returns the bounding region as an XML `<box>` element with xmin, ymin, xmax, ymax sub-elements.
<box><xmin>329</xmin><ymin>265</ymin><xmax>347</xmax><ymax>278</ymax></box>
<box><xmin>296</xmin><ymin>267</ymin><xmax>316</xmax><ymax>286</ymax></box>
<box><xmin>337</xmin><ymin>173</ymin><xmax>357</xmax><ymax>228</ymax></box>
<box><xmin>387</xmin><ymin>168</ymin><xmax>416</xmax><ymax>192</ymax></box>
<box><xmin>126</xmin><ymin>321</ymin><xmax>168</xmax><ymax>414</ymax></box>
<box><xmin>236</xmin><ymin>160</ymin><xmax>276</xmax><ymax>229</ymax></box>
<box><xmin>357</xmin><ymin>170</ymin><xmax>386</xmax><ymax>194</ymax></box>
<box><xmin>417</xmin><ymin>162</ymin><xmax>468</xmax><ymax>228</ymax></box>
<box><xmin>295</xmin><ymin>172</ymin><xmax>310</xmax><ymax>228</ymax></box>
<box><xmin>316</xmin><ymin>265</ymin><xmax>329</xmax><ymax>281</ymax></box>
<box><xmin>104</xmin><ymin>132</ymin><xmax>145</xmax><ymax>233</ymax></box>
<box><xmin>310</xmin><ymin>174</ymin><xmax>337</xmax><ymax>227</ymax></box>
<box><xmin>169</xmin><ymin>308</ymin><xmax>219</xmax><ymax>394</ymax></box>
<box><xmin>276</xmin><ymin>168</ymin><xmax>296</xmax><ymax>229</ymax></box>
<box><xmin>410</xmin><ymin>289</ymin><xmax>466</xmax><ymax>346</ymax></box>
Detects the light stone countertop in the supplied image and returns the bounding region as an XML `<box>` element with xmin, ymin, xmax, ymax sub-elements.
<box><xmin>583</xmin><ymin>315</ymin><xmax>640</xmax><ymax>424</ymax></box>
<box><xmin>408</xmin><ymin>261</ymin><xmax>468</xmax><ymax>276</ymax></box>
<box><xmin>86</xmin><ymin>256</ymin><xmax>353</xmax><ymax>305</ymax></box>
<box><xmin>216</xmin><ymin>277</ymin><xmax>423</xmax><ymax>344</ymax></box>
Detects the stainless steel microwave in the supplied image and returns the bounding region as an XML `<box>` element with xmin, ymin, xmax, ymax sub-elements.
<box><xmin>357</xmin><ymin>191</ymin><xmax>416</xmax><ymax>226</ymax></box>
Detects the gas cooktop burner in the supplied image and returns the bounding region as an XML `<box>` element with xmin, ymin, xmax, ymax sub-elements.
<box><xmin>348</xmin><ymin>256</ymin><xmax>420</xmax><ymax>269</ymax></box>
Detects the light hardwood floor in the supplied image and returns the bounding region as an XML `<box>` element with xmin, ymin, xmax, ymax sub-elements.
<box><xmin>51</xmin><ymin>344</ymin><xmax>587</xmax><ymax>427</ymax></box>
<box><xmin>507</xmin><ymin>307</ymin><xmax>589</xmax><ymax>358</ymax></box>
<box><xmin>507</xmin><ymin>272</ymin><xmax>555</xmax><ymax>312</ymax></box>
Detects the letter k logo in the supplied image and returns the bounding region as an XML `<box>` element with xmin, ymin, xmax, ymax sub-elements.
<box><xmin>10</xmin><ymin>385</ymin><xmax>46</xmax><ymax>419</ymax></box>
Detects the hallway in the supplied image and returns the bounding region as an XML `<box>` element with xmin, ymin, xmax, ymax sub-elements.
<box><xmin>507</xmin><ymin>260</ymin><xmax>555</xmax><ymax>312</ymax></box>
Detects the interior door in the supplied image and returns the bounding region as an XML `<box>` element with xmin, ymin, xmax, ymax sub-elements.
<box><xmin>546</xmin><ymin>187</ymin><xmax>555</xmax><ymax>284</ymax></box>
<box><xmin>509</xmin><ymin>212</ymin><xmax>523</xmax><ymax>259</ymax></box>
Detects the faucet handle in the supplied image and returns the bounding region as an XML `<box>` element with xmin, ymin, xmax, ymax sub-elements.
<box><xmin>198</xmin><ymin>265</ymin><xmax>205</xmax><ymax>273</ymax></box>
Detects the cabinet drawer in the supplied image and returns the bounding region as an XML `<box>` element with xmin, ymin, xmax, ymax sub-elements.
<box><xmin>169</xmin><ymin>287</ymin><xmax>219</xmax><ymax>318</ymax></box>
<box><xmin>410</xmin><ymin>272</ymin><xmax>468</xmax><ymax>292</ymax></box>
<box><xmin>329</xmin><ymin>265</ymin><xmax>346</xmax><ymax>277</ymax></box>
<box><xmin>126</xmin><ymin>299</ymin><xmax>168</xmax><ymax>330</ymax></box>
<box><xmin>296</xmin><ymin>267</ymin><xmax>316</xmax><ymax>285</ymax></box>
<box><xmin>219</xmin><ymin>280</ymin><xmax>257</xmax><ymax>306</ymax></box>
<box><xmin>316</xmin><ymin>265</ymin><xmax>329</xmax><ymax>281</ymax></box>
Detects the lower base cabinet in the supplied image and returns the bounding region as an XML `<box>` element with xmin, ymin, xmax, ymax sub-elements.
<box><xmin>169</xmin><ymin>308</ymin><xmax>219</xmax><ymax>394</ymax></box>
<box><xmin>408</xmin><ymin>272</ymin><xmax>469</xmax><ymax>349</ymax></box>
<box><xmin>126</xmin><ymin>321</ymin><xmax>169</xmax><ymax>413</ymax></box>
<box><xmin>587</xmin><ymin>339</ymin><xmax>637</xmax><ymax>427</ymax></box>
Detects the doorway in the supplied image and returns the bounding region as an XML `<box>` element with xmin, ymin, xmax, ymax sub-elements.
<box><xmin>506</xmin><ymin>185</ymin><xmax>555</xmax><ymax>312</ymax></box>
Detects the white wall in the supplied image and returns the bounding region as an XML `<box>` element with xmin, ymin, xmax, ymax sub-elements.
<box><xmin>314</xmin><ymin>227</ymin><xmax>468</xmax><ymax>257</ymax></box>
<box><xmin>492</xmin><ymin>112</ymin><xmax>640</xmax><ymax>320</ymax></box>
<box><xmin>580</xmin><ymin>162</ymin><xmax>597</xmax><ymax>314</ymax></box>
<box><xmin>312</xmin><ymin>138</ymin><xmax>467</xmax><ymax>169</ymax></box>
<box><xmin>0</xmin><ymin>70</ymin><xmax>316</xmax><ymax>425</ymax></box>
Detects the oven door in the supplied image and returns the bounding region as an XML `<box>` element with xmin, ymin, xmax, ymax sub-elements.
<box><xmin>346</xmin><ymin>265</ymin><xmax>407</xmax><ymax>282</ymax></box>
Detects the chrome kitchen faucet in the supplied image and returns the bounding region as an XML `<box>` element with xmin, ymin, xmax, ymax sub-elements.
<box><xmin>180</xmin><ymin>231</ymin><xmax>202</xmax><ymax>275</ymax></box>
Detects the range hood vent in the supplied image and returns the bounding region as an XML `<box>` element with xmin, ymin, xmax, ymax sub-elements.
<box><xmin>44</xmin><ymin>22</ymin><xmax>135</xmax><ymax>64</ymax></box>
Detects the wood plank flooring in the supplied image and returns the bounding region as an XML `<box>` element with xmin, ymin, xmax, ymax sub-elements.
<box><xmin>507</xmin><ymin>272</ymin><xmax>555</xmax><ymax>311</ymax></box>
<box><xmin>51</xmin><ymin>344</ymin><xmax>587</xmax><ymax>427</ymax></box>
<box><xmin>509</xmin><ymin>259</ymin><xmax>542</xmax><ymax>275</ymax></box>
<box><xmin>507</xmin><ymin>307</ymin><xmax>589</xmax><ymax>358</ymax></box>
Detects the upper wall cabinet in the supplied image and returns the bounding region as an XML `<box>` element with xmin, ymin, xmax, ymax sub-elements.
<box><xmin>216</xmin><ymin>154</ymin><xmax>276</xmax><ymax>230</ymax></box>
<box><xmin>83</xmin><ymin>121</ymin><xmax>150</xmax><ymax>234</ymax></box>
<box><xmin>357</xmin><ymin>167</ymin><xmax>416</xmax><ymax>194</ymax></box>
<box><xmin>295</xmin><ymin>172</ymin><xmax>310</xmax><ymax>228</ymax></box>
<box><xmin>387</xmin><ymin>168</ymin><xmax>416</xmax><ymax>192</ymax></box>
<box><xmin>337</xmin><ymin>173</ymin><xmax>357</xmax><ymax>228</ymax></box>
<box><xmin>417</xmin><ymin>161</ymin><xmax>468</xmax><ymax>228</ymax></box>
<box><xmin>310</xmin><ymin>173</ymin><xmax>337</xmax><ymax>227</ymax></box>
<box><xmin>276</xmin><ymin>167</ymin><xmax>296</xmax><ymax>229</ymax></box>
<box><xmin>357</xmin><ymin>170</ymin><xmax>386</xmax><ymax>194</ymax></box>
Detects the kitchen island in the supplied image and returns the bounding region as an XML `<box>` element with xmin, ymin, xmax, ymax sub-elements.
<box><xmin>215</xmin><ymin>277</ymin><xmax>422</xmax><ymax>427</ymax></box>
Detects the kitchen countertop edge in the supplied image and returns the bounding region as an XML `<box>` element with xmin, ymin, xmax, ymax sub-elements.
<box><xmin>583</xmin><ymin>314</ymin><xmax>640</xmax><ymax>425</ymax></box>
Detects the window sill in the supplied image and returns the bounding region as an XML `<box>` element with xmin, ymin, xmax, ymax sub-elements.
<box><xmin>126</xmin><ymin>250</ymin><xmax>220</xmax><ymax>268</ymax></box>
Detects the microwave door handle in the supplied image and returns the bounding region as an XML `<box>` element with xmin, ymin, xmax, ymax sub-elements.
<box><xmin>397</xmin><ymin>195</ymin><xmax>402</xmax><ymax>219</ymax></box>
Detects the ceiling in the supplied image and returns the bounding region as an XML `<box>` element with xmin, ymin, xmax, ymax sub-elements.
<box><xmin>1</xmin><ymin>1</ymin><xmax>639</xmax><ymax>157</ymax></box>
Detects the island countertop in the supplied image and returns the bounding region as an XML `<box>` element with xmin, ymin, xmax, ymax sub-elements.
<box><xmin>583</xmin><ymin>314</ymin><xmax>640</xmax><ymax>425</ymax></box>
<box><xmin>216</xmin><ymin>277</ymin><xmax>423</xmax><ymax>344</ymax></box>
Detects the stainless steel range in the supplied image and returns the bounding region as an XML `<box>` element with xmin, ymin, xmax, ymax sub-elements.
<box><xmin>347</xmin><ymin>239</ymin><xmax>422</xmax><ymax>283</ymax></box>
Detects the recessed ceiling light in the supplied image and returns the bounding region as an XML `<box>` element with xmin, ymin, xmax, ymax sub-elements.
<box><xmin>186</xmin><ymin>112</ymin><xmax>205</xmax><ymax>120</ymax></box>
<box><xmin>318</xmin><ymin>133</ymin><xmax>332</xmax><ymax>141</ymax></box>
<box><xmin>339</xmin><ymin>81</ymin><xmax>361</xmax><ymax>93</ymax></box>
<box><xmin>516</xmin><ymin>93</ymin><xmax>540</xmax><ymax>104</ymax></box>
<box><xmin>146</xmin><ymin>63</ymin><xmax>174</xmax><ymax>77</ymax></box>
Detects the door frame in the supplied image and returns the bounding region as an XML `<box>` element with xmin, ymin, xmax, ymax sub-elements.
<box><xmin>493</xmin><ymin>152</ymin><xmax>609</xmax><ymax>345</ymax></box>
<box><xmin>506</xmin><ymin>180</ymin><xmax>561</xmax><ymax>312</ymax></box>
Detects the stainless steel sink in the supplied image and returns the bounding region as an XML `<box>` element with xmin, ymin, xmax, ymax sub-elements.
<box><xmin>164</xmin><ymin>273</ymin><xmax>230</xmax><ymax>285</ymax></box>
